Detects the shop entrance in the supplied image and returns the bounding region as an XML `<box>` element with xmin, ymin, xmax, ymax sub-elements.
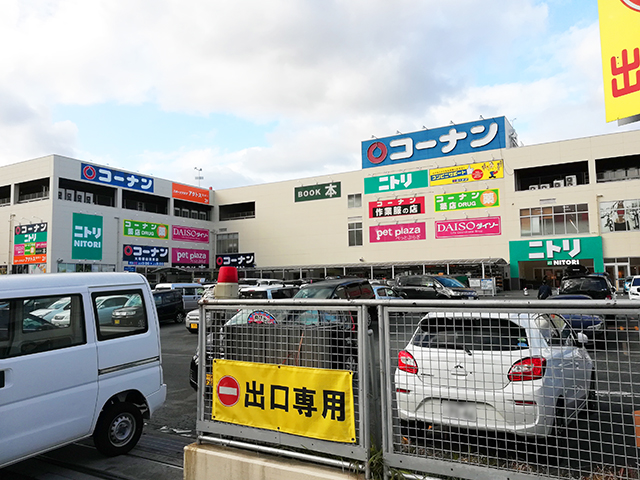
<box><xmin>605</xmin><ymin>262</ymin><xmax>630</xmax><ymax>291</ymax></box>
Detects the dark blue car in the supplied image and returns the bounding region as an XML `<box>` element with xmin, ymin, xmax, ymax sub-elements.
<box><xmin>547</xmin><ymin>294</ymin><xmax>605</xmax><ymax>344</ymax></box>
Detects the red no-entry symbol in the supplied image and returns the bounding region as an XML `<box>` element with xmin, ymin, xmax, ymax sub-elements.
<box><xmin>621</xmin><ymin>0</ymin><xmax>640</xmax><ymax>12</ymax></box>
<box><xmin>217</xmin><ymin>375</ymin><xmax>240</xmax><ymax>407</ymax></box>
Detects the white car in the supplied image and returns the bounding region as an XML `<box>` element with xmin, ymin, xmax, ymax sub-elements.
<box><xmin>628</xmin><ymin>275</ymin><xmax>640</xmax><ymax>300</ymax></box>
<box><xmin>30</xmin><ymin>297</ymin><xmax>71</xmax><ymax>322</ymax></box>
<box><xmin>394</xmin><ymin>312</ymin><xmax>594</xmax><ymax>437</ymax></box>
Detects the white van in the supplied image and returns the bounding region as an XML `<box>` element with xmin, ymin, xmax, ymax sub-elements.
<box><xmin>0</xmin><ymin>272</ymin><xmax>167</xmax><ymax>468</ymax></box>
<box><xmin>153</xmin><ymin>283</ymin><xmax>204</xmax><ymax>310</ymax></box>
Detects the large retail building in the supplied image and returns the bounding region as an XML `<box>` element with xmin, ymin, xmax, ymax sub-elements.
<box><xmin>1</xmin><ymin>116</ymin><xmax>639</xmax><ymax>291</ymax></box>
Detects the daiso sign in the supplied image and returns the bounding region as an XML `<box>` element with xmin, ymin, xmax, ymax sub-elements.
<box><xmin>370</xmin><ymin>222</ymin><xmax>426</xmax><ymax>243</ymax></box>
<box><xmin>172</xmin><ymin>247</ymin><xmax>209</xmax><ymax>266</ymax></box>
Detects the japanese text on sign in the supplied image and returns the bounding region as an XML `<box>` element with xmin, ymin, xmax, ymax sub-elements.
<box><xmin>434</xmin><ymin>189</ymin><xmax>500</xmax><ymax>212</ymax></box>
<box><xmin>72</xmin><ymin>213</ymin><xmax>103</xmax><ymax>260</ymax></box>
<box><xmin>368</xmin><ymin>197</ymin><xmax>424</xmax><ymax>218</ymax></box>
<box><xmin>215</xmin><ymin>253</ymin><xmax>255</xmax><ymax>268</ymax></box>
<box><xmin>369</xmin><ymin>222</ymin><xmax>426</xmax><ymax>243</ymax></box>
<box><xmin>123</xmin><ymin>244</ymin><xmax>169</xmax><ymax>266</ymax></box>
<box><xmin>364</xmin><ymin>170</ymin><xmax>429</xmax><ymax>194</ymax></box>
<box><xmin>172</xmin><ymin>183</ymin><xmax>210</xmax><ymax>205</ymax></box>
<box><xmin>13</xmin><ymin>223</ymin><xmax>48</xmax><ymax>265</ymax></box>
<box><xmin>123</xmin><ymin>220</ymin><xmax>169</xmax><ymax>239</ymax></box>
<box><xmin>294</xmin><ymin>182</ymin><xmax>341</xmax><ymax>202</ymax></box>
<box><xmin>361</xmin><ymin>117</ymin><xmax>510</xmax><ymax>168</ymax></box>
<box><xmin>598</xmin><ymin>0</ymin><xmax>640</xmax><ymax>122</ymax></box>
<box><xmin>429</xmin><ymin>160</ymin><xmax>504</xmax><ymax>186</ymax></box>
<box><xmin>435</xmin><ymin>217</ymin><xmax>502</xmax><ymax>239</ymax></box>
<box><xmin>81</xmin><ymin>163</ymin><xmax>154</xmax><ymax>192</ymax></box>
<box><xmin>172</xmin><ymin>225</ymin><xmax>210</xmax><ymax>243</ymax></box>
<box><xmin>212</xmin><ymin>360</ymin><xmax>356</xmax><ymax>443</ymax></box>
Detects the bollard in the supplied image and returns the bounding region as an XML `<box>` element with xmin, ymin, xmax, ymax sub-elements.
<box><xmin>523</xmin><ymin>287</ymin><xmax>529</xmax><ymax>296</ymax></box>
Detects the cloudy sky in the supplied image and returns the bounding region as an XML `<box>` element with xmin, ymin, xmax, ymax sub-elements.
<box><xmin>1</xmin><ymin>0</ymin><xmax>638</xmax><ymax>190</ymax></box>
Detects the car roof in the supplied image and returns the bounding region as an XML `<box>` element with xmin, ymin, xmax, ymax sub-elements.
<box><xmin>239</xmin><ymin>285</ymin><xmax>295</xmax><ymax>292</ymax></box>
<box><xmin>299</xmin><ymin>277</ymin><xmax>369</xmax><ymax>288</ymax></box>
<box><xmin>420</xmin><ymin>311</ymin><xmax>549</xmax><ymax>328</ymax></box>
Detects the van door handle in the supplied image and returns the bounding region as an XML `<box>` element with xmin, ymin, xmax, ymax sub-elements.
<box><xmin>0</xmin><ymin>370</ymin><xmax>5</xmax><ymax>388</ymax></box>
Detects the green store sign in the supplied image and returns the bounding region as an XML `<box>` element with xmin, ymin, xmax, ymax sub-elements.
<box><xmin>294</xmin><ymin>182</ymin><xmax>341</xmax><ymax>202</ymax></box>
<box><xmin>123</xmin><ymin>220</ymin><xmax>169</xmax><ymax>239</ymax></box>
<box><xmin>72</xmin><ymin>213</ymin><xmax>103</xmax><ymax>260</ymax></box>
<box><xmin>364</xmin><ymin>170</ymin><xmax>429</xmax><ymax>194</ymax></box>
<box><xmin>435</xmin><ymin>189</ymin><xmax>500</xmax><ymax>212</ymax></box>
<box><xmin>508</xmin><ymin>236</ymin><xmax>604</xmax><ymax>278</ymax></box>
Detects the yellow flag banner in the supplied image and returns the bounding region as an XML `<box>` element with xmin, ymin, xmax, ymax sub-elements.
<box><xmin>211</xmin><ymin>359</ymin><xmax>356</xmax><ymax>443</ymax></box>
<box><xmin>429</xmin><ymin>160</ymin><xmax>503</xmax><ymax>187</ymax></box>
<box><xmin>599</xmin><ymin>0</ymin><xmax>640</xmax><ymax>122</ymax></box>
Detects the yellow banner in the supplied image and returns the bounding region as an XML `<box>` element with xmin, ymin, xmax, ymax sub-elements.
<box><xmin>599</xmin><ymin>0</ymin><xmax>640</xmax><ymax>122</ymax></box>
<box><xmin>212</xmin><ymin>359</ymin><xmax>356</xmax><ymax>443</ymax></box>
<box><xmin>429</xmin><ymin>160</ymin><xmax>503</xmax><ymax>186</ymax></box>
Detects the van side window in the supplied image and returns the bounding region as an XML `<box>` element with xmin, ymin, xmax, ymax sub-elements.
<box><xmin>93</xmin><ymin>290</ymin><xmax>147</xmax><ymax>341</ymax></box>
<box><xmin>0</xmin><ymin>294</ymin><xmax>85</xmax><ymax>359</ymax></box>
<box><xmin>183</xmin><ymin>287</ymin><xmax>196</xmax><ymax>296</ymax></box>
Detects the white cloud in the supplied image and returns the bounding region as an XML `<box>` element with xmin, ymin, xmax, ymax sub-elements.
<box><xmin>0</xmin><ymin>0</ymin><xmax>637</xmax><ymax>186</ymax></box>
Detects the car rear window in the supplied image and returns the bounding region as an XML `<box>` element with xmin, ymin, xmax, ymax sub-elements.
<box><xmin>412</xmin><ymin>316</ymin><xmax>529</xmax><ymax>352</ymax></box>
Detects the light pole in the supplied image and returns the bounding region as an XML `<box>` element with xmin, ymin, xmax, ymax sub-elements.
<box><xmin>194</xmin><ymin>167</ymin><xmax>203</xmax><ymax>187</ymax></box>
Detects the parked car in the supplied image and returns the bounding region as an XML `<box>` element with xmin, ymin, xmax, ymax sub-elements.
<box><xmin>544</xmin><ymin>294</ymin><xmax>605</xmax><ymax>343</ymax></box>
<box><xmin>372</xmin><ymin>284</ymin><xmax>405</xmax><ymax>300</ymax></box>
<box><xmin>0</xmin><ymin>272</ymin><xmax>166</xmax><ymax>468</ymax></box>
<box><xmin>153</xmin><ymin>283</ymin><xmax>204</xmax><ymax>310</ymax></box>
<box><xmin>112</xmin><ymin>289</ymin><xmax>186</xmax><ymax>326</ymax></box>
<box><xmin>395</xmin><ymin>311</ymin><xmax>594</xmax><ymax>438</ymax></box>
<box><xmin>239</xmin><ymin>285</ymin><xmax>299</xmax><ymax>299</ymax></box>
<box><xmin>623</xmin><ymin>276</ymin><xmax>633</xmax><ymax>294</ymax></box>
<box><xmin>294</xmin><ymin>277</ymin><xmax>375</xmax><ymax>300</ymax></box>
<box><xmin>629</xmin><ymin>275</ymin><xmax>640</xmax><ymax>300</ymax></box>
<box><xmin>189</xmin><ymin>278</ymin><xmax>370</xmax><ymax>390</ymax></box>
<box><xmin>29</xmin><ymin>296</ymin><xmax>71</xmax><ymax>322</ymax></box>
<box><xmin>395</xmin><ymin>275</ymin><xmax>478</xmax><ymax>299</ymax></box>
<box><xmin>52</xmin><ymin>294</ymin><xmax>130</xmax><ymax>327</ymax></box>
<box><xmin>558</xmin><ymin>274</ymin><xmax>616</xmax><ymax>300</ymax></box>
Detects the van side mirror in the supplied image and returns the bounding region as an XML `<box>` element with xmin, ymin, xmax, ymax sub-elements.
<box><xmin>576</xmin><ymin>332</ymin><xmax>589</xmax><ymax>345</ymax></box>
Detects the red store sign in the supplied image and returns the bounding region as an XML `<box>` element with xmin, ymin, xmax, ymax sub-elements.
<box><xmin>434</xmin><ymin>217</ymin><xmax>502</xmax><ymax>239</ymax></box>
<box><xmin>370</xmin><ymin>222</ymin><xmax>426</xmax><ymax>243</ymax></box>
<box><xmin>368</xmin><ymin>196</ymin><xmax>425</xmax><ymax>218</ymax></box>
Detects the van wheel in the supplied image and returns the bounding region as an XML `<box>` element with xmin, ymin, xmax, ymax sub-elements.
<box><xmin>175</xmin><ymin>312</ymin><xmax>185</xmax><ymax>324</ymax></box>
<box><xmin>93</xmin><ymin>402</ymin><xmax>143</xmax><ymax>457</ymax></box>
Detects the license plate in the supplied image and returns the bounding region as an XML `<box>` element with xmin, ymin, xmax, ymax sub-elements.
<box><xmin>114</xmin><ymin>319</ymin><xmax>120</xmax><ymax>325</ymax></box>
<box><xmin>190</xmin><ymin>323</ymin><xmax>198</xmax><ymax>330</ymax></box>
<box><xmin>442</xmin><ymin>401</ymin><xmax>476</xmax><ymax>421</ymax></box>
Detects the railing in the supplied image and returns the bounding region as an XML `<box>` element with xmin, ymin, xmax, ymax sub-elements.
<box><xmin>196</xmin><ymin>298</ymin><xmax>640</xmax><ymax>480</ymax></box>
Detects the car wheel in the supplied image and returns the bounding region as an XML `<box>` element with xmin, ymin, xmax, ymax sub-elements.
<box><xmin>93</xmin><ymin>402</ymin><xmax>143</xmax><ymax>457</ymax></box>
<box><xmin>175</xmin><ymin>312</ymin><xmax>185</xmax><ymax>324</ymax></box>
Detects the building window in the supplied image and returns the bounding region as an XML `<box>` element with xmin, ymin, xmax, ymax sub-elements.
<box><xmin>520</xmin><ymin>204</ymin><xmax>589</xmax><ymax>237</ymax></box>
<box><xmin>348</xmin><ymin>194</ymin><xmax>362</xmax><ymax>208</ymax></box>
<box><xmin>348</xmin><ymin>220</ymin><xmax>363</xmax><ymax>246</ymax></box>
<box><xmin>219</xmin><ymin>202</ymin><xmax>255</xmax><ymax>221</ymax></box>
<box><xmin>600</xmin><ymin>199</ymin><xmax>640</xmax><ymax>232</ymax></box>
<box><xmin>217</xmin><ymin>233</ymin><xmax>239</xmax><ymax>254</ymax></box>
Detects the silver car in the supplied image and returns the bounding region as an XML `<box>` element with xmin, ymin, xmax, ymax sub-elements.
<box><xmin>394</xmin><ymin>312</ymin><xmax>594</xmax><ymax>437</ymax></box>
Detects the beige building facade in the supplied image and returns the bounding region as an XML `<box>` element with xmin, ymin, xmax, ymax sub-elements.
<box><xmin>1</xmin><ymin>117</ymin><xmax>639</xmax><ymax>290</ymax></box>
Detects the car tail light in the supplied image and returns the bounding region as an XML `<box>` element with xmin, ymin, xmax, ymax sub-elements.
<box><xmin>508</xmin><ymin>357</ymin><xmax>546</xmax><ymax>382</ymax></box>
<box><xmin>398</xmin><ymin>350</ymin><xmax>418</xmax><ymax>374</ymax></box>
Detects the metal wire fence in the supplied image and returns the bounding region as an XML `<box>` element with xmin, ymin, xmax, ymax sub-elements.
<box><xmin>195</xmin><ymin>298</ymin><xmax>640</xmax><ymax>480</ymax></box>
<box><xmin>380</xmin><ymin>299</ymin><xmax>640</xmax><ymax>480</ymax></box>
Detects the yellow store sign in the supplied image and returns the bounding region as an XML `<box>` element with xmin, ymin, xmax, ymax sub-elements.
<box><xmin>429</xmin><ymin>160</ymin><xmax>503</xmax><ymax>187</ymax></box>
<box><xmin>599</xmin><ymin>0</ymin><xmax>640</xmax><ymax>122</ymax></box>
<box><xmin>212</xmin><ymin>359</ymin><xmax>356</xmax><ymax>443</ymax></box>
